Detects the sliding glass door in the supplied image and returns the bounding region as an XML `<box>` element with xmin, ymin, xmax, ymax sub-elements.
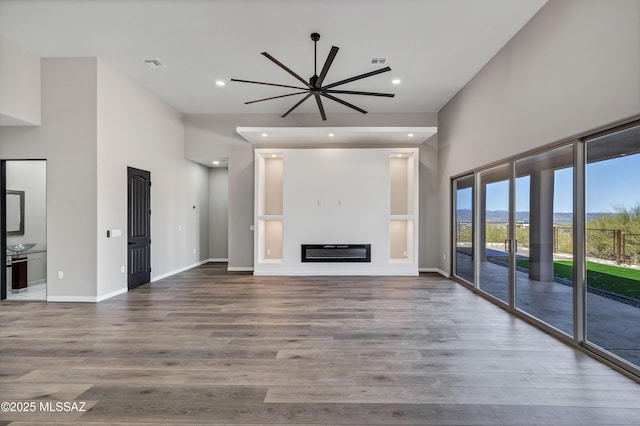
<box><xmin>585</xmin><ymin>125</ymin><xmax>640</xmax><ymax>367</ymax></box>
<box><xmin>451</xmin><ymin>120</ymin><xmax>640</xmax><ymax>376</ymax></box>
<box><xmin>453</xmin><ymin>175</ymin><xmax>474</xmax><ymax>284</ymax></box>
<box><xmin>514</xmin><ymin>145</ymin><xmax>574</xmax><ymax>336</ymax></box>
<box><xmin>478</xmin><ymin>164</ymin><xmax>512</xmax><ymax>305</ymax></box>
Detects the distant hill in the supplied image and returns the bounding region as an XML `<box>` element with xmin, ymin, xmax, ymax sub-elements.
<box><xmin>456</xmin><ymin>210</ymin><xmax>616</xmax><ymax>225</ymax></box>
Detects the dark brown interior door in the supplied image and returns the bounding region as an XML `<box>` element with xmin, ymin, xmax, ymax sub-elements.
<box><xmin>127</xmin><ymin>167</ymin><xmax>151</xmax><ymax>290</ymax></box>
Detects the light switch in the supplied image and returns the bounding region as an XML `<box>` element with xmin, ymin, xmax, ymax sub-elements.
<box><xmin>112</xmin><ymin>229</ymin><xmax>122</xmax><ymax>237</ymax></box>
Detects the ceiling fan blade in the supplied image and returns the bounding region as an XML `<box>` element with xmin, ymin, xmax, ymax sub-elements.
<box><xmin>282</xmin><ymin>93</ymin><xmax>313</xmax><ymax>118</ymax></box>
<box><xmin>321</xmin><ymin>93</ymin><xmax>367</xmax><ymax>114</ymax></box>
<box><xmin>314</xmin><ymin>94</ymin><xmax>327</xmax><ymax>121</ymax></box>
<box><xmin>324</xmin><ymin>89</ymin><xmax>395</xmax><ymax>97</ymax></box>
<box><xmin>315</xmin><ymin>46</ymin><xmax>339</xmax><ymax>88</ymax></box>
<box><xmin>245</xmin><ymin>91</ymin><xmax>309</xmax><ymax>105</ymax></box>
<box><xmin>322</xmin><ymin>66</ymin><xmax>391</xmax><ymax>89</ymax></box>
<box><xmin>230</xmin><ymin>78</ymin><xmax>308</xmax><ymax>90</ymax></box>
<box><xmin>262</xmin><ymin>52</ymin><xmax>312</xmax><ymax>88</ymax></box>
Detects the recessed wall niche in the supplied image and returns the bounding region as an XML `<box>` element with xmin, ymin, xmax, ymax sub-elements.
<box><xmin>389</xmin><ymin>153</ymin><xmax>416</xmax><ymax>262</ymax></box>
<box><xmin>255</xmin><ymin>153</ymin><xmax>283</xmax><ymax>263</ymax></box>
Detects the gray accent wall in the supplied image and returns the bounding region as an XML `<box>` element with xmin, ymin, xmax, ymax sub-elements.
<box><xmin>419</xmin><ymin>134</ymin><xmax>439</xmax><ymax>270</ymax></box>
<box><xmin>209</xmin><ymin>167</ymin><xmax>229</xmax><ymax>260</ymax></box>
<box><xmin>0</xmin><ymin>58</ymin><xmax>98</xmax><ymax>299</ymax></box>
<box><xmin>437</xmin><ymin>0</ymin><xmax>640</xmax><ymax>274</ymax></box>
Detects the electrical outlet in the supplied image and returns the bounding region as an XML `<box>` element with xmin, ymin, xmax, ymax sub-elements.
<box><xmin>193</xmin><ymin>248</ymin><xmax>196</xmax><ymax>254</ymax></box>
<box><xmin>178</xmin><ymin>225</ymin><xmax>182</xmax><ymax>231</ymax></box>
<box><xmin>58</xmin><ymin>271</ymin><xmax>64</xmax><ymax>279</ymax></box>
<box><xmin>267</xmin><ymin>249</ymin><xmax>271</xmax><ymax>255</ymax></box>
<box><xmin>403</xmin><ymin>250</ymin><xmax>407</xmax><ymax>257</ymax></box>
<box><xmin>120</xmin><ymin>266</ymin><xmax>125</xmax><ymax>273</ymax></box>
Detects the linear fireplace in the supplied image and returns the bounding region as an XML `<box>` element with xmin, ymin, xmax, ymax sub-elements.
<box><xmin>301</xmin><ymin>244</ymin><xmax>371</xmax><ymax>263</ymax></box>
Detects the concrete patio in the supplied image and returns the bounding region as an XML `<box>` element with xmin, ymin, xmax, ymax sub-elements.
<box><xmin>455</xmin><ymin>250</ymin><xmax>640</xmax><ymax>368</ymax></box>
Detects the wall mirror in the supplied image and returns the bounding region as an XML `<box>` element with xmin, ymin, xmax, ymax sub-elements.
<box><xmin>6</xmin><ymin>190</ymin><xmax>25</xmax><ymax>236</ymax></box>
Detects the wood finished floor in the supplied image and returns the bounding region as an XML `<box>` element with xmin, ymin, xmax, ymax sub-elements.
<box><xmin>1</xmin><ymin>263</ymin><xmax>640</xmax><ymax>425</ymax></box>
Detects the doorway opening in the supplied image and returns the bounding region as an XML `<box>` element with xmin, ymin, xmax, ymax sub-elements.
<box><xmin>1</xmin><ymin>160</ymin><xmax>47</xmax><ymax>301</ymax></box>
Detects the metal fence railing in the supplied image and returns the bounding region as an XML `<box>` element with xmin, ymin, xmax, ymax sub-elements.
<box><xmin>455</xmin><ymin>221</ymin><xmax>640</xmax><ymax>266</ymax></box>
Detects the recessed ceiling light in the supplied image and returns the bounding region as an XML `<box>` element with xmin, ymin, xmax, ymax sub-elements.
<box><xmin>408</xmin><ymin>133</ymin><xmax>414</xmax><ymax>137</ymax></box>
<box><xmin>215</xmin><ymin>80</ymin><xmax>225</xmax><ymax>87</ymax></box>
<box><xmin>328</xmin><ymin>133</ymin><xmax>334</xmax><ymax>137</ymax></box>
<box><xmin>397</xmin><ymin>154</ymin><xmax>403</xmax><ymax>158</ymax></box>
<box><xmin>392</xmin><ymin>79</ymin><xmax>401</xmax><ymax>85</ymax></box>
<box><xmin>271</xmin><ymin>154</ymin><xmax>277</xmax><ymax>158</ymax></box>
<box><xmin>262</xmin><ymin>133</ymin><xmax>268</xmax><ymax>137</ymax></box>
<box><xmin>212</xmin><ymin>160</ymin><xmax>220</xmax><ymax>165</ymax></box>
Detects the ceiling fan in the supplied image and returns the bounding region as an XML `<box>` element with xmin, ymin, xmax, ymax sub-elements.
<box><xmin>231</xmin><ymin>33</ymin><xmax>395</xmax><ymax>121</ymax></box>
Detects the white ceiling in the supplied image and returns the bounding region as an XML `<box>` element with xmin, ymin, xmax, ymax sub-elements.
<box><xmin>0</xmin><ymin>0</ymin><xmax>547</xmax><ymax>117</ymax></box>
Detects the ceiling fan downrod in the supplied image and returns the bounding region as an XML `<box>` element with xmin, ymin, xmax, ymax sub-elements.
<box><xmin>310</xmin><ymin>32</ymin><xmax>320</xmax><ymax>88</ymax></box>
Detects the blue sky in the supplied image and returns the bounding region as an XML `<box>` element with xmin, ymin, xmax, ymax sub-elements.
<box><xmin>456</xmin><ymin>154</ymin><xmax>640</xmax><ymax>213</ymax></box>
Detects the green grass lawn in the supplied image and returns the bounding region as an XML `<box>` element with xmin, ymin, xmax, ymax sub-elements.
<box><xmin>554</xmin><ymin>260</ymin><xmax>640</xmax><ymax>300</ymax></box>
<box><xmin>487</xmin><ymin>256</ymin><xmax>640</xmax><ymax>300</ymax></box>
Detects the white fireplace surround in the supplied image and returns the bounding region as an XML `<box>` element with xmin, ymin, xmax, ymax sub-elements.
<box><xmin>254</xmin><ymin>147</ymin><xmax>419</xmax><ymax>276</ymax></box>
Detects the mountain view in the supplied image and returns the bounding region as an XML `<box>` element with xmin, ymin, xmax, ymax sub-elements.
<box><xmin>456</xmin><ymin>209</ymin><xmax>615</xmax><ymax>225</ymax></box>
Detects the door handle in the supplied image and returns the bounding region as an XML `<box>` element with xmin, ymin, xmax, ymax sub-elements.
<box><xmin>128</xmin><ymin>242</ymin><xmax>135</xmax><ymax>246</ymax></box>
<box><xmin>514</xmin><ymin>240</ymin><xmax>518</xmax><ymax>253</ymax></box>
<box><xmin>504</xmin><ymin>239</ymin><xmax>512</xmax><ymax>253</ymax></box>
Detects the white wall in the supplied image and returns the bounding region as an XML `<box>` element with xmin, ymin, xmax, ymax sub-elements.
<box><xmin>437</xmin><ymin>0</ymin><xmax>640</xmax><ymax>274</ymax></box>
<box><xmin>0</xmin><ymin>58</ymin><xmax>98</xmax><ymax>299</ymax></box>
<box><xmin>6</xmin><ymin>160</ymin><xmax>47</xmax><ymax>283</ymax></box>
<box><xmin>96</xmin><ymin>58</ymin><xmax>210</xmax><ymax>299</ymax></box>
<box><xmin>209</xmin><ymin>167</ymin><xmax>229</xmax><ymax>260</ymax></box>
<box><xmin>0</xmin><ymin>37</ymin><xmax>40</xmax><ymax>126</ymax></box>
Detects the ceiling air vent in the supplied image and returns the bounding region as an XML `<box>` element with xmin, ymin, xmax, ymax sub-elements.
<box><xmin>370</xmin><ymin>57</ymin><xmax>387</xmax><ymax>65</ymax></box>
<box><xmin>143</xmin><ymin>58</ymin><xmax>166</xmax><ymax>68</ymax></box>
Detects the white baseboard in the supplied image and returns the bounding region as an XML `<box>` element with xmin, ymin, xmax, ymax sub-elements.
<box><xmin>253</xmin><ymin>270</ymin><xmax>419</xmax><ymax>276</ymax></box>
<box><xmin>47</xmin><ymin>295</ymin><xmax>97</xmax><ymax>303</ymax></box>
<box><xmin>419</xmin><ymin>268</ymin><xmax>450</xmax><ymax>278</ymax></box>
<box><xmin>208</xmin><ymin>258</ymin><xmax>229</xmax><ymax>263</ymax></box>
<box><xmin>45</xmin><ymin>260</ymin><xmax>214</xmax><ymax>303</ymax></box>
<box><xmin>97</xmin><ymin>287</ymin><xmax>128</xmax><ymax>302</ymax></box>
<box><xmin>227</xmin><ymin>266</ymin><xmax>254</xmax><ymax>272</ymax></box>
<box><xmin>47</xmin><ymin>287</ymin><xmax>128</xmax><ymax>303</ymax></box>
<box><xmin>151</xmin><ymin>259</ymin><xmax>210</xmax><ymax>282</ymax></box>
